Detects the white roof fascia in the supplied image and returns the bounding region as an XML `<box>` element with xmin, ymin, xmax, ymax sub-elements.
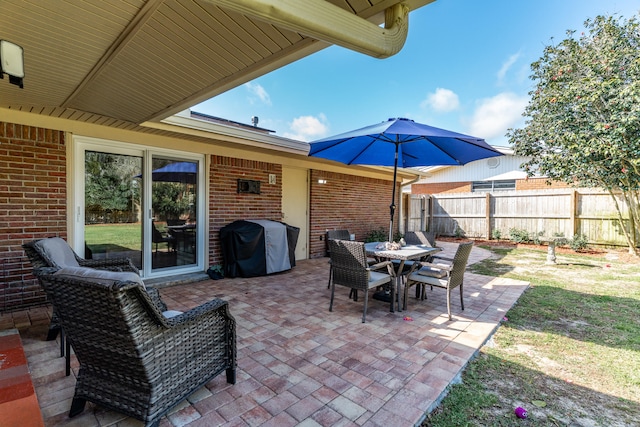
<box><xmin>482</xmin><ymin>170</ymin><xmax>529</xmax><ymax>181</ymax></box>
<box><xmin>148</xmin><ymin>113</ymin><xmax>310</xmax><ymax>156</ymax></box>
<box><xmin>409</xmin><ymin>145</ymin><xmax>515</xmax><ymax>175</ymax></box>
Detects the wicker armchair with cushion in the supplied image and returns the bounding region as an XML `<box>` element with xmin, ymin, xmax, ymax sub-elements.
<box><xmin>23</xmin><ymin>237</ymin><xmax>139</xmax><ymax>273</ymax></box>
<box><xmin>403</xmin><ymin>241</ymin><xmax>474</xmax><ymax>320</ymax></box>
<box><xmin>34</xmin><ymin>266</ymin><xmax>237</xmax><ymax>427</ymax></box>
<box><xmin>328</xmin><ymin>239</ymin><xmax>395</xmax><ymax>323</ymax></box>
<box><xmin>23</xmin><ymin>237</ymin><xmax>145</xmax><ymax>375</ymax></box>
<box><xmin>22</xmin><ymin>238</ymin><xmax>162</xmax><ymax>319</ymax></box>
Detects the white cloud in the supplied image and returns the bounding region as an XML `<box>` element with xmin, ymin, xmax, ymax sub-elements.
<box><xmin>497</xmin><ymin>52</ymin><xmax>521</xmax><ymax>84</ymax></box>
<box><xmin>467</xmin><ymin>92</ymin><xmax>528</xmax><ymax>140</ymax></box>
<box><xmin>421</xmin><ymin>88</ymin><xmax>460</xmax><ymax>112</ymax></box>
<box><xmin>283</xmin><ymin>114</ymin><xmax>329</xmax><ymax>142</ymax></box>
<box><xmin>244</xmin><ymin>82</ymin><xmax>272</xmax><ymax>106</ymax></box>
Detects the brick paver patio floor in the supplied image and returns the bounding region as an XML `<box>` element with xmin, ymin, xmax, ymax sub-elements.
<box><xmin>4</xmin><ymin>242</ymin><xmax>529</xmax><ymax>426</ymax></box>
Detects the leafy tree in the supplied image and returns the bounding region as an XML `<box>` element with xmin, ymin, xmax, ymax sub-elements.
<box><xmin>508</xmin><ymin>14</ymin><xmax>640</xmax><ymax>255</ymax></box>
<box><xmin>85</xmin><ymin>152</ymin><xmax>141</xmax><ymax>223</ymax></box>
<box><xmin>152</xmin><ymin>182</ymin><xmax>192</xmax><ymax>220</ymax></box>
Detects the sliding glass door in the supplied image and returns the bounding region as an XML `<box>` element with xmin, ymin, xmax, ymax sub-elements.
<box><xmin>84</xmin><ymin>151</ymin><xmax>143</xmax><ymax>269</ymax></box>
<box><xmin>149</xmin><ymin>157</ymin><xmax>198</xmax><ymax>271</ymax></box>
<box><xmin>74</xmin><ymin>137</ymin><xmax>203</xmax><ymax>277</ymax></box>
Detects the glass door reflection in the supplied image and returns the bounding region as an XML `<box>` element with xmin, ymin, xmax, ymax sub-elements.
<box><xmin>150</xmin><ymin>159</ymin><xmax>198</xmax><ymax>270</ymax></box>
<box><xmin>84</xmin><ymin>151</ymin><xmax>143</xmax><ymax>269</ymax></box>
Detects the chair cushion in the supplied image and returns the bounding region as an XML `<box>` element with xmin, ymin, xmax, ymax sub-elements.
<box><xmin>54</xmin><ymin>266</ymin><xmax>145</xmax><ymax>289</ymax></box>
<box><xmin>368</xmin><ymin>271</ymin><xmax>391</xmax><ymax>287</ymax></box>
<box><xmin>35</xmin><ymin>237</ymin><xmax>80</xmax><ymax>268</ymax></box>
<box><xmin>417</xmin><ymin>266</ymin><xmax>448</xmax><ymax>279</ymax></box>
<box><xmin>162</xmin><ymin>310</ymin><xmax>183</xmax><ymax>318</ymax></box>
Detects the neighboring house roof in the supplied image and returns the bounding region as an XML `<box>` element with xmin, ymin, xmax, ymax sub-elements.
<box><xmin>160</xmin><ymin>109</ymin><xmax>309</xmax><ymax>155</ymax></box>
<box><xmin>190</xmin><ymin>111</ymin><xmax>275</xmax><ymax>134</ymax></box>
<box><xmin>407</xmin><ymin>150</ymin><xmax>535</xmax><ymax>186</ymax></box>
<box><xmin>409</xmin><ymin>146</ymin><xmax>515</xmax><ymax>175</ymax></box>
<box><xmin>0</xmin><ymin>0</ymin><xmax>435</xmax><ymax>130</ymax></box>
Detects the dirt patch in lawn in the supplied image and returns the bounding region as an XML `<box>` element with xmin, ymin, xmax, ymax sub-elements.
<box><xmin>438</xmin><ymin>236</ymin><xmax>639</xmax><ymax>264</ymax></box>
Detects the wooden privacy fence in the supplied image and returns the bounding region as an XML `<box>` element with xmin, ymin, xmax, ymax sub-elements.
<box><xmin>407</xmin><ymin>189</ymin><xmax>637</xmax><ymax>247</ymax></box>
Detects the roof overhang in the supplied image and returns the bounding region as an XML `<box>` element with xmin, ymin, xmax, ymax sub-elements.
<box><xmin>149</xmin><ymin>110</ymin><xmax>310</xmax><ymax>155</ymax></box>
<box><xmin>0</xmin><ymin>0</ymin><xmax>435</xmax><ymax>129</ymax></box>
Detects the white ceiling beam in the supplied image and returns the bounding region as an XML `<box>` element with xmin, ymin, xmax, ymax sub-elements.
<box><xmin>206</xmin><ymin>0</ymin><xmax>410</xmax><ymax>59</ymax></box>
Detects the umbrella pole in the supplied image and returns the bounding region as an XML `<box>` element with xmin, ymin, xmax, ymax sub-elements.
<box><xmin>389</xmin><ymin>140</ymin><xmax>399</xmax><ymax>242</ymax></box>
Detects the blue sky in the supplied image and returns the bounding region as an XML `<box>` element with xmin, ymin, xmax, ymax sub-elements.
<box><xmin>194</xmin><ymin>0</ymin><xmax>639</xmax><ymax>147</ymax></box>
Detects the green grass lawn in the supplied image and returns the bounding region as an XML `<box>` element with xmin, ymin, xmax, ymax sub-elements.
<box><xmin>84</xmin><ymin>223</ymin><xmax>142</xmax><ymax>252</ymax></box>
<box><xmin>423</xmin><ymin>245</ymin><xmax>640</xmax><ymax>426</ymax></box>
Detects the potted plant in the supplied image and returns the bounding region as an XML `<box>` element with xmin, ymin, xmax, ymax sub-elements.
<box><xmin>207</xmin><ymin>264</ymin><xmax>224</xmax><ymax>280</ymax></box>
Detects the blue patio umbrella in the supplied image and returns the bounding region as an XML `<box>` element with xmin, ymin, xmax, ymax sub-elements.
<box><xmin>138</xmin><ymin>161</ymin><xmax>197</xmax><ymax>184</ymax></box>
<box><xmin>308</xmin><ymin>118</ymin><xmax>503</xmax><ymax>241</ymax></box>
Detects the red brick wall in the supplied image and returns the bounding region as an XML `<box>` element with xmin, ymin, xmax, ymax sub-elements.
<box><xmin>412</xmin><ymin>178</ymin><xmax>569</xmax><ymax>194</ymax></box>
<box><xmin>308</xmin><ymin>169</ymin><xmax>397</xmax><ymax>258</ymax></box>
<box><xmin>208</xmin><ymin>155</ymin><xmax>282</xmax><ymax>265</ymax></box>
<box><xmin>0</xmin><ymin>120</ymin><xmax>400</xmax><ymax>307</ymax></box>
<box><xmin>0</xmin><ymin>122</ymin><xmax>66</xmax><ymax>311</ymax></box>
<box><xmin>412</xmin><ymin>182</ymin><xmax>472</xmax><ymax>194</ymax></box>
<box><xmin>516</xmin><ymin>177</ymin><xmax>569</xmax><ymax>190</ymax></box>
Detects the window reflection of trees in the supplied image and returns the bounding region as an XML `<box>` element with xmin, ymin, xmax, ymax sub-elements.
<box><xmin>85</xmin><ymin>151</ymin><xmax>141</xmax><ymax>224</ymax></box>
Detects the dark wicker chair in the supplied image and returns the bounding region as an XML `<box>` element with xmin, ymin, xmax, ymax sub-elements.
<box><xmin>34</xmin><ymin>266</ymin><xmax>236</xmax><ymax>427</ymax></box>
<box><xmin>328</xmin><ymin>239</ymin><xmax>395</xmax><ymax>323</ymax></box>
<box><xmin>396</xmin><ymin>231</ymin><xmax>442</xmax><ymax>297</ymax></box>
<box><xmin>152</xmin><ymin>221</ymin><xmax>176</xmax><ymax>253</ymax></box>
<box><xmin>22</xmin><ymin>237</ymin><xmax>142</xmax><ymax>374</ymax></box>
<box><xmin>326</xmin><ymin>229</ymin><xmax>351</xmax><ymax>243</ymax></box>
<box><xmin>23</xmin><ymin>237</ymin><xmax>139</xmax><ymax>273</ymax></box>
<box><xmin>326</xmin><ymin>229</ymin><xmax>352</xmax><ymax>290</ymax></box>
<box><xmin>403</xmin><ymin>241</ymin><xmax>474</xmax><ymax>320</ymax></box>
<box><xmin>404</xmin><ymin>230</ymin><xmax>437</xmax><ymax>247</ymax></box>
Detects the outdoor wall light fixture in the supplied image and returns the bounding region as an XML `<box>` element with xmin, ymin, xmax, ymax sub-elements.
<box><xmin>0</xmin><ymin>40</ymin><xmax>24</xmax><ymax>88</ymax></box>
<box><xmin>317</xmin><ymin>179</ymin><xmax>327</xmax><ymax>184</ymax></box>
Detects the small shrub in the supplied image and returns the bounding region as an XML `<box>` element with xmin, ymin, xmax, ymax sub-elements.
<box><xmin>206</xmin><ymin>264</ymin><xmax>224</xmax><ymax>280</ymax></box>
<box><xmin>491</xmin><ymin>229</ymin><xmax>502</xmax><ymax>240</ymax></box>
<box><xmin>454</xmin><ymin>225</ymin><xmax>465</xmax><ymax>238</ymax></box>
<box><xmin>509</xmin><ymin>228</ymin><xmax>531</xmax><ymax>244</ymax></box>
<box><xmin>364</xmin><ymin>228</ymin><xmax>387</xmax><ymax>243</ymax></box>
<box><xmin>364</xmin><ymin>229</ymin><xmax>419</xmax><ymax>243</ymax></box>
<box><xmin>570</xmin><ymin>233</ymin><xmax>589</xmax><ymax>251</ymax></box>
<box><xmin>532</xmin><ymin>231</ymin><xmax>545</xmax><ymax>245</ymax></box>
<box><xmin>552</xmin><ymin>232</ymin><xmax>569</xmax><ymax>247</ymax></box>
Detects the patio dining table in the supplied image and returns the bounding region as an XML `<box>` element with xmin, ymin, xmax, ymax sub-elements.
<box><xmin>167</xmin><ymin>223</ymin><xmax>196</xmax><ymax>252</ymax></box>
<box><xmin>365</xmin><ymin>242</ymin><xmax>442</xmax><ymax>312</ymax></box>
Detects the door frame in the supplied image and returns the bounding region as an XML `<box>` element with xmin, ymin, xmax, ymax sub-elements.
<box><xmin>70</xmin><ymin>135</ymin><xmax>206</xmax><ymax>278</ymax></box>
<box><xmin>282</xmin><ymin>166</ymin><xmax>309</xmax><ymax>260</ymax></box>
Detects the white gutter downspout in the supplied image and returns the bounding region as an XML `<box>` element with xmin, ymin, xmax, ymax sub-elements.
<box><xmin>399</xmin><ymin>175</ymin><xmax>424</xmax><ymax>234</ymax></box>
<box><xmin>206</xmin><ymin>0</ymin><xmax>410</xmax><ymax>59</ymax></box>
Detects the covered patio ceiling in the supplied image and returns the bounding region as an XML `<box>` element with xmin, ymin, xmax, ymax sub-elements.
<box><xmin>1</xmin><ymin>0</ymin><xmax>434</xmax><ymax>131</ymax></box>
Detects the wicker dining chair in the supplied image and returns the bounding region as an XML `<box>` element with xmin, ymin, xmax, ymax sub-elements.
<box><xmin>22</xmin><ymin>237</ymin><xmax>142</xmax><ymax>375</ymax></box>
<box><xmin>398</xmin><ymin>231</ymin><xmax>442</xmax><ymax>297</ymax></box>
<box><xmin>404</xmin><ymin>230</ymin><xmax>437</xmax><ymax>247</ymax></box>
<box><xmin>34</xmin><ymin>266</ymin><xmax>237</xmax><ymax>427</ymax></box>
<box><xmin>326</xmin><ymin>229</ymin><xmax>352</xmax><ymax>244</ymax></box>
<box><xmin>403</xmin><ymin>241</ymin><xmax>474</xmax><ymax>320</ymax></box>
<box><xmin>328</xmin><ymin>239</ymin><xmax>395</xmax><ymax>323</ymax></box>
<box><xmin>326</xmin><ymin>229</ymin><xmax>352</xmax><ymax>289</ymax></box>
